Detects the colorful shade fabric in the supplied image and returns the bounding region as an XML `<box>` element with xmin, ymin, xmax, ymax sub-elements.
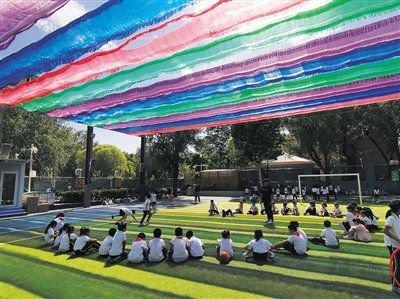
<box><xmin>1</xmin><ymin>0</ymin><xmax>399</xmax><ymax>136</ymax></box>
<box><xmin>0</xmin><ymin>0</ymin><xmax>69</xmax><ymax>50</ymax></box>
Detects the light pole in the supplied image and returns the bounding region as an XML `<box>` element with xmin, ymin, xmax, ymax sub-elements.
<box><xmin>28</xmin><ymin>144</ymin><xmax>38</xmax><ymax>193</ymax></box>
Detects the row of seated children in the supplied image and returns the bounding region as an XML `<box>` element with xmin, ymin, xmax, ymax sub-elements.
<box><xmin>303</xmin><ymin>201</ymin><xmax>342</xmax><ymax>217</ymax></box>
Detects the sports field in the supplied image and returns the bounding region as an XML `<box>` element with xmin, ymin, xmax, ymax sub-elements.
<box><xmin>0</xmin><ymin>199</ymin><xmax>394</xmax><ymax>298</ymax></box>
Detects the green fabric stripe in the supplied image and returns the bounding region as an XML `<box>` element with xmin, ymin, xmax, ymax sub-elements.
<box><xmin>21</xmin><ymin>0</ymin><xmax>398</xmax><ymax>113</ymax></box>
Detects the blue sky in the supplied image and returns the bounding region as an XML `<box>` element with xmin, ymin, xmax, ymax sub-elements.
<box><xmin>1</xmin><ymin>0</ymin><xmax>141</xmax><ymax>153</ymax></box>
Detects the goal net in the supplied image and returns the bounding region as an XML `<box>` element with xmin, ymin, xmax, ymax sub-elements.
<box><xmin>297</xmin><ymin>173</ymin><xmax>363</xmax><ymax>205</ymax></box>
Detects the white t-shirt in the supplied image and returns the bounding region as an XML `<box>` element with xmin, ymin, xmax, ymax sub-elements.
<box><xmin>346</xmin><ymin>212</ymin><xmax>356</xmax><ymax>226</ymax></box>
<box><xmin>109</xmin><ymin>230</ymin><xmax>127</xmax><ymax>256</ymax></box>
<box><xmin>187</xmin><ymin>236</ymin><xmax>204</xmax><ymax>257</ymax></box>
<box><xmin>384</xmin><ymin>213</ymin><xmax>400</xmax><ymax>247</ymax></box>
<box><xmin>44</xmin><ymin>228</ymin><xmax>55</xmax><ymax>245</ymax></box>
<box><xmin>53</xmin><ymin>231</ymin><xmax>66</xmax><ymax>247</ymax></box>
<box><xmin>288</xmin><ymin>233</ymin><xmax>307</xmax><ymax>255</ymax></box>
<box><xmin>321</xmin><ymin>227</ymin><xmax>338</xmax><ymax>247</ymax></box>
<box><xmin>362</xmin><ymin>216</ymin><xmax>372</xmax><ymax>226</ymax></box>
<box><xmin>371</xmin><ymin>216</ymin><xmax>378</xmax><ymax>226</ymax></box>
<box><xmin>59</xmin><ymin>233</ymin><xmax>77</xmax><ymax>252</ymax></box>
<box><xmin>150</xmin><ymin>193</ymin><xmax>157</xmax><ymax>203</ymax></box>
<box><xmin>54</xmin><ymin>218</ymin><xmax>64</xmax><ymax>231</ymax></box>
<box><xmin>246</xmin><ymin>238</ymin><xmax>272</xmax><ymax>253</ymax></box>
<box><xmin>292</xmin><ymin>189</ymin><xmax>296</xmax><ymax>195</ymax></box>
<box><xmin>128</xmin><ymin>239</ymin><xmax>148</xmax><ymax>263</ymax></box>
<box><xmin>121</xmin><ymin>207</ymin><xmax>132</xmax><ymax>215</ymax></box>
<box><xmin>218</xmin><ymin>238</ymin><xmax>234</xmax><ymax>255</ymax></box>
<box><xmin>143</xmin><ymin>198</ymin><xmax>151</xmax><ymax>211</ymax></box>
<box><xmin>298</xmin><ymin>227</ymin><xmax>308</xmax><ymax>240</ymax></box>
<box><xmin>148</xmin><ymin>238</ymin><xmax>166</xmax><ymax>262</ymax></box>
<box><xmin>171</xmin><ymin>236</ymin><xmax>188</xmax><ymax>262</ymax></box>
<box><xmin>98</xmin><ymin>235</ymin><xmax>114</xmax><ymax>256</ymax></box>
<box><xmin>73</xmin><ymin>235</ymin><xmax>90</xmax><ymax>251</ymax></box>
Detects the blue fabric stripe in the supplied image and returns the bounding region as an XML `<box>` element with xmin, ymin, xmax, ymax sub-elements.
<box><xmin>70</xmin><ymin>39</ymin><xmax>400</xmax><ymax>124</ymax></box>
<box><xmin>117</xmin><ymin>84</ymin><xmax>400</xmax><ymax>133</ymax></box>
<box><xmin>0</xmin><ymin>0</ymin><xmax>192</xmax><ymax>88</ymax></box>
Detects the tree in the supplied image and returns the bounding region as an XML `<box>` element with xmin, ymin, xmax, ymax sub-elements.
<box><xmin>147</xmin><ymin>131</ymin><xmax>197</xmax><ymax>197</ymax></box>
<box><xmin>196</xmin><ymin>127</ymin><xmax>233</xmax><ymax>169</ymax></box>
<box><xmin>2</xmin><ymin>107</ymin><xmax>85</xmax><ymax>176</ymax></box>
<box><xmin>231</xmin><ymin>120</ymin><xmax>283</xmax><ymax>180</ymax></box>
<box><xmin>77</xmin><ymin>144</ymin><xmax>130</xmax><ymax>177</ymax></box>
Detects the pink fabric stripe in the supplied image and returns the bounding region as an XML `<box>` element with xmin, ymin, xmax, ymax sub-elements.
<box><xmin>0</xmin><ymin>0</ymin><xmax>69</xmax><ymax>50</ymax></box>
<box><xmin>2</xmin><ymin>0</ymin><xmax>305</xmax><ymax>106</ymax></box>
<box><xmin>49</xmin><ymin>16</ymin><xmax>400</xmax><ymax>118</ymax></box>
<box><xmin>130</xmin><ymin>94</ymin><xmax>400</xmax><ymax>135</ymax></box>
<box><xmin>104</xmin><ymin>75</ymin><xmax>400</xmax><ymax>130</ymax></box>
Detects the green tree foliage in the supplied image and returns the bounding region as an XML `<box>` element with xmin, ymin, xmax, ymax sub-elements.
<box><xmin>77</xmin><ymin>144</ymin><xmax>132</xmax><ymax>177</ymax></box>
<box><xmin>147</xmin><ymin>131</ymin><xmax>197</xmax><ymax>197</ymax></box>
<box><xmin>2</xmin><ymin>107</ymin><xmax>85</xmax><ymax>176</ymax></box>
<box><xmin>231</xmin><ymin>120</ymin><xmax>283</xmax><ymax>179</ymax></box>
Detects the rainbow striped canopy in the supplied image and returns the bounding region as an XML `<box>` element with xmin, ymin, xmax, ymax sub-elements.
<box><xmin>1</xmin><ymin>0</ymin><xmax>399</xmax><ymax>136</ymax></box>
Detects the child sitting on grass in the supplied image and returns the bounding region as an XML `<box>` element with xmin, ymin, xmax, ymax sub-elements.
<box><xmin>272</xmin><ymin>201</ymin><xmax>279</xmax><ymax>214</ymax></box>
<box><xmin>221</xmin><ymin>209</ymin><xmax>235</xmax><ymax>217</ymax></box>
<box><xmin>309</xmin><ymin>220</ymin><xmax>339</xmax><ymax>248</ymax></box>
<box><xmin>73</xmin><ymin>227</ymin><xmax>101</xmax><ymax>255</ymax></box>
<box><xmin>304</xmin><ymin>201</ymin><xmax>317</xmax><ymax>216</ymax></box>
<box><xmin>281</xmin><ymin>202</ymin><xmax>291</xmax><ymax>215</ymax></box>
<box><xmin>108</xmin><ymin>222</ymin><xmax>128</xmax><ymax>262</ymax></box>
<box><xmin>235</xmin><ymin>200</ymin><xmax>244</xmax><ymax>214</ymax></box>
<box><xmin>360</xmin><ymin>208</ymin><xmax>379</xmax><ymax>232</ymax></box>
<box><xmin>186</xmin><ymin>230</ymin><xmax>204</xmax><ymax>259</ymax></box>
<box><xmin>98</xmin><ymin>228</ymin><xmax>117</xmax><ymax>257</ymax></box>
<box><xmin>243</xmin><ymin>229</ymin><xmax>274</xmax><ymax>262</ymax></box>
<box><xmin>247</xmin><ymin>202</ymin><xmax>259</xmax><ymax>215</ymax></box>
<box><xmin>169</xmin><ymin>227</ymin><xmax>189</xmax><ymax>263</ymax></box>
<box><xmin>320</xmin><ymin>202</ymin><xmax>329</xmax><ymax>217</ymax></box>
<box><xmin>148</xmin><ymin>228</ymin><xmax>167</xmax><ymax>262</ymax></box>
<box><xmin>53</xmin><ymin>223</ymin><xmax>70</xmax><ymax>248</ymax></box>
<box><xmin>59</xmin><ymin>225</ymin><xmax>77</xmax><ymax>253</ymax></box>
<box><xmin>128</xmin><ymin>232</ymin><xmax>148</xmax><ymax>263</ymax></box>
<box><xmin>344</xmin><ymin>218</ymin><xmax>372</xmax><ymax>242</ymax></box>
<box><xmin>331</xmin><ymin>202</ymin><xmax>342</xmax><ymax>218</ymax></box>
<box><xmin>292</xmin><ymin>201</ymin><xmax>300</xmax><ymax>216</ymax></box>
<box><xmin>340</xmin><ymin>204</ymin><xmax>357</xmax><ymax>233</ymax></box>
<box><xmin>271</xmin><ymin>223</ymin><xmax>307</xmax><ymax>256</ymax></box>
<box><xmin>44</xmin><ymin>221</ymin><xmax>58</xmax><ymax>245</ymax></box>
<box><xmin>209</xmin><ymin>200</ymin><xmax>219</xmax><ymax>216</ymax></box>
<box><xmin>217</xmin><ymin>230</ymin><xmax>234</xmax><ymax>262</ymax></box>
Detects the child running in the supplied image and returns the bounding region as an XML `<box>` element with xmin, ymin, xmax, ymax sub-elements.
<box><xmin>98</xmin><ymin>228</ymin><xmax>117</xmax><ymax>257</ymax></box>
<box><xmin>271</xmin><ymin>223</ymin><xmax>307</xmax><ymax>256</ymax></box>
<box><xmin>108</xmin><ymin>222</ymin><xmax>128</xmax><ymax>262</ymax></box>
<box><xmin>58</xmin><ymin>225</ymin><xmax>77</xmax><ymax>253</ymax></box>
<box><xmin>128</xmin><ymin>233</ymin><xmax>148</xmax><ymax>263</ymax></box>
<box><xmin>139</xmin><ymin>195</ymin><xmax>152</xmax><ymax>226</ymax></box>
<box><xmin>186</xmin><ymin>230</ymin><xmax>204</xmax><ymax>259</ymax></box>
<box><xmin>169</xmin><ymin>227</ymin><xmax>189</xmax><ymax>263</ymax></box>
<box><xmin>44</xmin><ymin>220</ymin><xmax>58</xmax><ymax>245</ymax></box>
<box><xmin>243</xmin><ymin>229</ymin><xmax>274</xmax><ymax>262</ymax></box>
<box><xmin>73</xmin><ymin>227</ymin><xmax>101</xmax><ymax>255</ymax></box>
<box><xmin>209</xmin><ymin>200</ymin><xmax>219</xmax><ymax>216</ymax></box>
<box><xmin>309</xmin><ymin>220</ymin><xmax>339</xmax><ymax>248</ymax></box>
<box><xmin>217</xmin><ymin>230</ymin><xmax>234</xmax><ymax>262</ymax></box>
<box><xmin>148</xmin><ymin>228</ymin><xmax>167</xmax><ymax>262</ymax></box>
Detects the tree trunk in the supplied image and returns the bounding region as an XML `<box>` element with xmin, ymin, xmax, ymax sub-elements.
<box><xmin>172</xmin><ymin>163</ymin><xmax>179</xmax><ymax>198</ymax></box>
<box><xmin>258</xmin><ymin>163</ymin><xmax>263</xmax><ymax>185</ymax></box>
<box><xmin>366</xmin><ymin>133</ymin><xmax>390</xmax><ymax>164</ymax></box>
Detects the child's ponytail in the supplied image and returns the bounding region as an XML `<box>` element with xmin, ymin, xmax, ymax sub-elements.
<box><xmin>45</xmin><ymin>220</ymin><xmax>57</xmax><ymax>234</ymax></box>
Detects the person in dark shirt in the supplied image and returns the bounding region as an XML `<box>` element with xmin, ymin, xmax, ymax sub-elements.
<box><xmin>260</xmin><ymin>179</ymin><xmax>274</xmax><ymax>225</ymax></box>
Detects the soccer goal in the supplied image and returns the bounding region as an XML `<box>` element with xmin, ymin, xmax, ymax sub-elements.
<box><xmin>298</xmin><ymin>173</ymin><xmax>363</xmax><ymax>205</ymax></box>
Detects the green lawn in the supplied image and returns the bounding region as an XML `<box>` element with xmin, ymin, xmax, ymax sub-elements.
<box><xmin>0</xmin><ymin>202</ymin><xmax>395</xmax><ymax>298</ymax></box>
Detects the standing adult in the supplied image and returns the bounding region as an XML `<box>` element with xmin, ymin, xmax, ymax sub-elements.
<box><xmin>384</xmin><ymin>200</ymin><xmax>400</xmax><ymax>295</ymax></box>
<box><xmin>261</xmin><ymin>179</ymin><xmax>274</xmax><ymax>225</ymax></box>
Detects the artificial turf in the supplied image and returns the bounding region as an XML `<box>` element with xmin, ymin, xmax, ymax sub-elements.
<box><xmin>0</xmin><ymin>201</ymin><xmax>396</xmax><ymax>298</ymax></box>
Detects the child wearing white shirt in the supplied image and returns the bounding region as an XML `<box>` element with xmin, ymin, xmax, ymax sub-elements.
<box><xmin>272</xmin><ymin>223</ymin><xmax>307</xmax><ymax>255</ymax></box>
<box><xmin>209</xmin><ymin>200</ymin><xmax>219</xmax><ymax>216</ymax></box>
<box><xmin>44</xmin><ymin>221</ymin><xmax>58</xmax><ymax>245</ymax></box>
<box><xmin>341</xmin><ymin>204</ymin><xmax>357</xmax><ymax>233</ymax></box>
<box><xmin>243</xmin><ymin>229</ymin><xmax>273</xmax><ymax>261</ymax></box>
<box><xmin>53</xmin><ymin>223</ymin><xmax>70</xmax><ymax>248</ymax></box>
<box><xmin>217</xmin><ymin>230</ymin><xmax>234</xmax><ymax>260</ymax></box>
<box><xmin>53</xmin><ymin>213</ymin><xmax>65</xmax><ymax>231</ymax></box>
<box><xmin>112</xmin><ymin>207</ymin><xmax>137</xmax><ymax>224</ymax></box>
<box><xmin>128</xmin><ymin>233</ymin><xmax>148</xmax><ymax>263</ymax></box>
<box><xmin>148</xmin><ymin>228</ymin><xmax>167</xmax><ymax>262</ymax></box>
<box><xmin>140</xmin><ymin>195</ymin><xmax>152</xmax><ymax>226</ymax></box>
<box><xmin>108</xmin><ymin>222</ymin><xmax>128</xmax><ymax>261</ymax></box>
<box><xmin>98</xmin><ymin>228</ymin><xmax>117</xmax><ymax>257</ymax></box>
<box><xmin>309</xmin><ymin>220</ymin><xmax>339</xmax><ymax>248</ymax></box>
<box><xmin>73</xmin><ymin>227</ymin><xmax>100</xmax><ymax>255</ymax></box>
<box><xmin>59</xmin><ymin>225</ymin><xmax>77</xmax><ymax>253</ymax></box>
<box><xmin>169</xmin><ymin>227</ymin><xmax>189</xmax><ymax>263</ymax></box>
<box><xmin>186</xmin><ymin>230</ymin><xmax>204</xmax><ymax>259</ymax></box>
